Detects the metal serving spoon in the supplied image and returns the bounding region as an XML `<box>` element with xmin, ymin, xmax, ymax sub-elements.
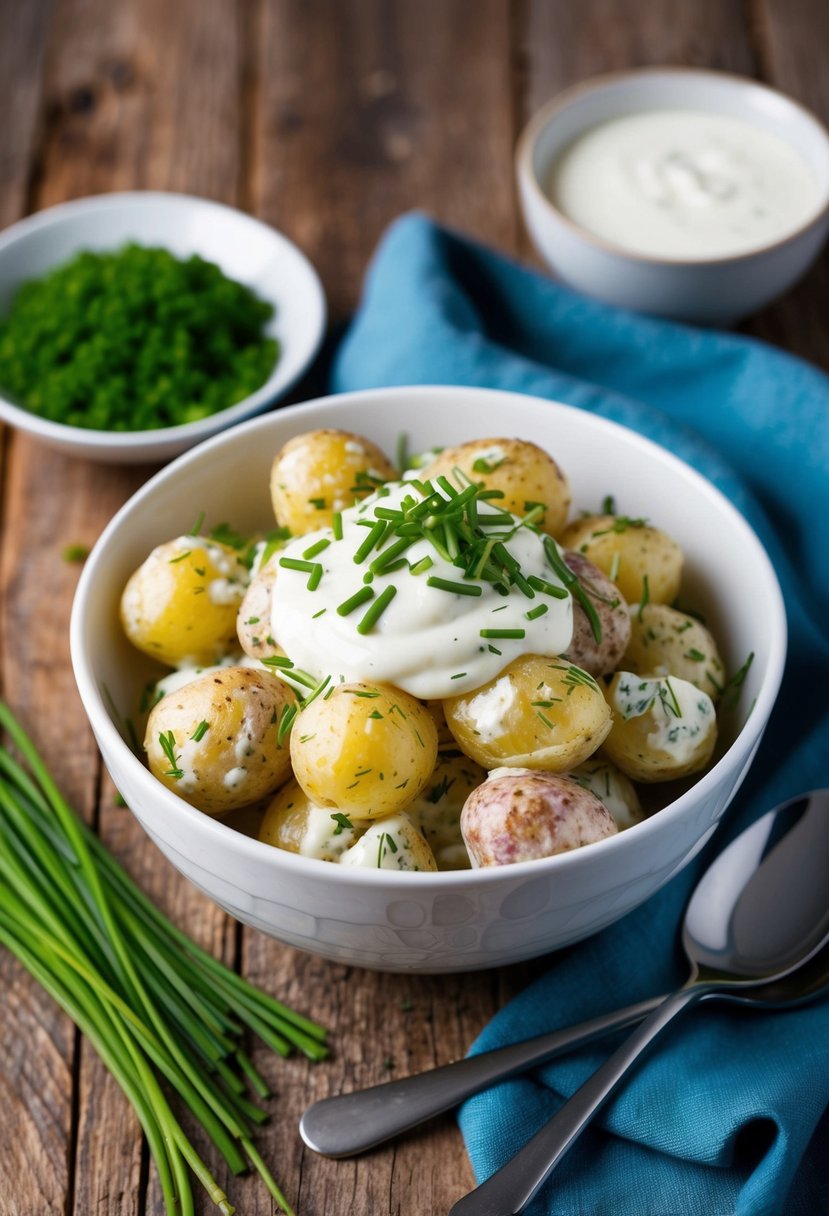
<box><xmin>300</xmin><ymin>792</ymin><xmax>829</xmax><ymax>1162</ymax></box>
<box><xmin>449</xmin><ymin>789</ymin><xmax>829</xmax><ymax>1216</ymax></box>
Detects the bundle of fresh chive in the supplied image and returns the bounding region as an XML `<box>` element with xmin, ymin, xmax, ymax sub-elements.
<box><xmin>0</xmin><ymin>702</ymin><xmax>327</xmax><ymax>1216</ymax></box>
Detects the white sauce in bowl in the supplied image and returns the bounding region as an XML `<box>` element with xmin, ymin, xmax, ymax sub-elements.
<box><xmin>270</xmin><ymin>481</ymin><xmax>573</xmax><ymax>699</ymax></box>
<box><xmin>548</xmin><ymin>109</ymin><xmax>821</xmax><ymax>260</ymax></box>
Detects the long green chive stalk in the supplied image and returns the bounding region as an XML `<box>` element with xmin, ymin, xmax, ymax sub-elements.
<box><xmin>0</xmin><ymin>702</ymin><xmax>328</xmax><ymax>1216</ymax></box>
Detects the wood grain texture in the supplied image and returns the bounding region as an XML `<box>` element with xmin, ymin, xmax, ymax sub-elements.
<box><xmin>249</xmin><ymin>0</ymin><xmax>518</xmax><ymax>319</ymax></box>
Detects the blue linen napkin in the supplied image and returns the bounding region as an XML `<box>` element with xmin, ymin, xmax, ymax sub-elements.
<box><xmin>331</xmin><ymin>214</ymin><xmax>829</xmax><ymax>1216</ymax></box>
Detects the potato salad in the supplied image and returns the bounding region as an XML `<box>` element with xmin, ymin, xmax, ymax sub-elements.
<box><xmin>120</xmin><ymin>427</ymin><xmax>732</xmax><ymax>872</ymax></box>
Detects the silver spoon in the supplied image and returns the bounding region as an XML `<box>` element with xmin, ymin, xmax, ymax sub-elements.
<box><xmin>449</xmin><ymin>788</ymin><xmax>829</xmax><ymax>1216</ymax></box>
<box><xmin>300</xmin><ymin>792</ymin><xmax>829</xmax><ymax>1161</ymax></box>
<box><xmin>299</xmin><ymin>939</ymin><xmax>829</xmax><ymax>1160</ymax></box>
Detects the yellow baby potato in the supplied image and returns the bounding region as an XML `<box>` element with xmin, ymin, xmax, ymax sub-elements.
<box><xmin>339</xmin><ymin>812</ymin><xmax>438</xmax><ymax>872</ymax></box>
<box><xmin>269</xmin><ymin>429</ymin><xmax>398</xmax><ymax>535</ymax></box>
<box><xmin>559</xmin><ymin>514</ymin><xmax>683</xmax><ymax>606</ymax></box>
<box><xmin>289</xmin><ymin>682</ymin><xmax>439</xmax><ymax>818</ymax></box>
<box><xmin>404</xmin><ymin>750</ymin><xmax>488</xmax><ymax>870</ymax></box>
<box><xmin>145</xmin><ymin>667</ymin><xmax>296</xmax><ymax>815</ymax></box>
<box><xmin>444</xmin><ymin>655</ymin><xmax>612</xmax><ymax>772</ymax></box>
<box><xmin>236</xmin><ymin>559</ymin><xmax>284</xmax><ymax>661</ymax></box>
<box><xmin>603</xmin><ymin>671</ymin><xmax>717</xmax><ymax>783</ymax></box>
<box><xmin>423</xmin><ymin>437</ymin><xmax>571</xmax><ymax>537</ymax></box>
<box><xmin>121</xmin><ymin>536</ymin><xmax>248</xmax><ymax>667</ymax></box>
<box><xmin>623</xmin><ymin>603</ymin><xmax>726</xmax><ymax>701</ymax></box>
<box><xmin>259</xmin><ymin>779</ymin><xmax>370</xmax><ymax>862</ymax></box>
<box><xmin>568</xmin><ymin>756</ymin><xmax>644</xmax><ymax>831</ymax></box>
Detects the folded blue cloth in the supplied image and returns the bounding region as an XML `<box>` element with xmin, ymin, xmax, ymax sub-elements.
<box><xmin>331</xmin><ymin>214</ymin><xmax>829</xmax><ymax>1216</ymax></box>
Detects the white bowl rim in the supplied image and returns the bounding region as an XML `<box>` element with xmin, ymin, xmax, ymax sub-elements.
<box><xmin>71</xmin><ymin>384</ymin><xmax>788</xmax><ymax>887</ymax></box>
<box><xmin>516</xmin><ymin>66</ymin><xmax>829</xmax><ymax>269</ymax></box>
<box><xmin>0</xmin><ymin>190</ymin><xmax>326</xmax><ymax>453</ymax></box>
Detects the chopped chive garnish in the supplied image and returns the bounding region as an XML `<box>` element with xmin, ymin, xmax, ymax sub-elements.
<box><xmin>333</xmin><ymin>511</ymin><xmax>343</xmax><ymax>540</ymax></box>
<box><xmin>261</xmin><ymin>654</ymin><xmax>294</xmax><ymax>668</ymax></box>
<box><xmin>543</xmin><ymin>537</ymin><xmax>603</xmax><ymax>643</ymax></box>
<box><xmin>190</xmin><ymin>721</ymin><xmax>209</xmax><ymax>743</ymax></box>
<box><xmin>409</xmin><ymin>555</ymin><xmax>433</xmax><ymax>576</ymax></box>
<box><xmin>638</xmin><ymin>574</ymin><xmax>651</xmax><ymax>621</ymax></box>
<box><xmin>277</xmin><ymin>702</ymin><xmax>298</xmax><ymax>745</ymax></box>
<box><xmin>158</xmin><ymin>731</ymin><xmax>183</xmax><ymax>780</ymax></box>
<box><xmin>337</xmin><ymin>586</ymin><xmax>374</xmax><ymax>617</ymax></box>
<box><xmin>168</xmin><ymin>550</ymin><xmax>192</xmax><ymax>564</ymax></box>
<box><xmin>308</xmin><ymin>497</ymin><xmax>326</xmax><ymax>509</ymax></box>
<box><xmin>306</xmin><ymin>563</ymin><xmax>323</xmax><ymax>591</ymax></box>
<box><xmin>685</xmin><ymin>648</ymin><xmax>705</xmax><ymax>662</ymax></box>
<box><xmin>302</xmin><ymin>538</ymin><xmax>331</xmax><ymax>560</ymax></box>
<box><xmin>188</xmin><ymin>511</ymin><xmax>205</xmax><ymax>535</ymax></box>
<box><xmin>426</xmin><ymin>576</ymin><xmax>482</xmax><ymax>597</ymax></box>
<box><xmin>480</xmin><ymin>628</ymin><xmax>525</xmax><ymax>639</ymax></box>
<box><xmin>312</xmin><ymin>608</ymin><xmax>327</xmax><ymax>619</ymax></box>
<box><xmin>526</xmin><ymin>603</ymin><xmax>548</xmax><ymax>620</ymax></box>
<box><xmin>536</xmin><ymin>711</ymin><xmax>555</xmax><ymax>730</ymax></box>
<box><xmin>353</xmin><ymin>520</ymin><xmax>387</xmax><ymax>564</ymax></box>
<box><xmin>528</xmin><ymin>575</ymin><xmax>569</xmax><ymax>600</ymax></box>
<box><xmin>450</xmin><ymin>672</ymin><xmax>467</xmax><ymax>680</ymax></box>
<box><xmin>279</xmin><ymin>557</ymin><xmax>317</xmax><ymax>573</ymax></box>
<box><xmin>487</xmin><ymin>644</ymin><xmax>502</xmax><ymax>655</ymax></box>
<box><xmin>370</xmin><ymin>535</ymin><xmax>416</xmax><ymax>573</ymax></box>
<box><xmin>356</xmin><ymin>585</ymin><xmax>397</xmax><ymax>634</ymax></box>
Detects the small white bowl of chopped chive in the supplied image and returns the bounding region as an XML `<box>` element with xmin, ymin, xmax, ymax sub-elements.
<box><xmin>0</xmin><ymin>192</ymin><xmax>326</xmax><ymax>463</ymax></box>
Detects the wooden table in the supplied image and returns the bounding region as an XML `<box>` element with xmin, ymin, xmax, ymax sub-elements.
<box><xmin>1</xmin><ymin>3</ymin><xmax>827</xmax><ymax>1213</ymax></box>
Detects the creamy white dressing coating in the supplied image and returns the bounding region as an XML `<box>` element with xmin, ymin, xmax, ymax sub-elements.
<box><xmin>570</xmin><ymin>759</ymin><xmax>641</xmax><ymax>830</ymax></box>
<box><xmin>153</xmin><ymin>654</ymin><xmax>265</xmax><ymax>700</ymax></box>
<box><xmin>548</xmin><ymin>109</ymin><xmax>821</xmax><ymax>259</ymax></box>
<box><xmin>339</xmin><ymin>812</ymin><xmax>436</xmax><ymax>872</ymax></box>
<box><xmin>298</xmin><ymin>806</ymin><xmax>362</xmax><ymax>862</ymax></box>
<box><xmin>270</xmin><ymin>482</ymin><xmax>572</xmax><ymax>699</ymax></box>
<box><xmin>612</xmin><ymin>672</ymin><xmax>715</xmax><ymax>764</ymax></box>
<box><xmin>465</xmin><ymin>677</ymin><xmax>516</xmax><ymax>742</ymax></box>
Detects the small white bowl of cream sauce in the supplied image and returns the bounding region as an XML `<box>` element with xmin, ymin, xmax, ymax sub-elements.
<box><xmin>516</xmin><ymin>69</ymin><xmax>829</xmax><ymax>324</ymax></box>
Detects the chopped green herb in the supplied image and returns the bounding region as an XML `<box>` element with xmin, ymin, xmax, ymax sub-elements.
<box><xmin>62</xmin><ymin>543</ymin><xmax>90</xmax><ymax>563</ymax></box>
<box><xmin>330</xmin><ymin>812</ymin><xmax>353</xmax><ymax>836</ymax></box>
<box><xmin>190</xmin><ymin>720</ymin><xmax>209</xmax><ymax>743</ymax></box>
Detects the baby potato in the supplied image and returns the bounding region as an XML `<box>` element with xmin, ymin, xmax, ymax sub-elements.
<box><xmin>259</xmin><ymin>779</ymin><xmax>370</xmax><ymax>862</ymax></box>
<box><xmin>562</xmin><ymin>550</ymin><xmax>631</xmax><ymax>677</ymax></box>
<box><xmin>339</xmin><ymin>812</ymin><xmax>438</xmax><ymax>872</ymax></box>
<box><xmin>404</xmin><ymin>750</ymin><xmax>487</xmax><ymax>870</ymax></box>
<box><xmin>603</xmin><ymin>671</ymin><xmax>717</xmax><ymax>783</ymax></box>
<box><xmin>269</xmin><ymin>429</ymin><xmax>398</xmax><ymax>535</ymax></box>
<box><xmin>623</xmin><ymin>603</ymin><xmax>725</xmax><ymax>701</ymax></box>
<box><xmin>461</xmin><ymin>769</ymin><xmax>617</xmax><ymax>866</ymax></box>
<box><xmin>568</xmin><ymin>756</ymin><xmax>644</xmax><ymax>831</ymax></box>
<box><xmin>121</xmin><ymin>536</ymin><xmax>248</xmax><ymax>667</ymax></box>
<box><xmin>290</xmin><ymin>682</ymin><xmax>438</xmax><ymax>818</ymax></box>
<box><xmin>145</xmin><ymin>666</ymin><xmax>296</xmax><ymax>815</ymax></box>
<box><xmin>444</xmin><ymin>655</ymin><xmax>612</xmax><ymax>772</ymax></box>
<box><xmin>236</xmin><ymin>559</ymin><xmax>284</xmax><ymax>661</ymax></box>
<box><xmin>422</xmin><ymin>437</ymin><xmax>571</xmax><ymax>537</ymax></box>
<box><xmin>559</xmin><ymin>514</ymin><xmax>682</xmax><ymax>606</ymax></box>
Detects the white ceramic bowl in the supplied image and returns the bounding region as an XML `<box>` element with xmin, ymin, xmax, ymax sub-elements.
<box><xmin>0</xmin><ymin>192</ymin><xmax>326</xmax><ymax>462</ymax></box>
<box><xmin>516</xmin><ymin>68</ymin><xmax>829</xmax><ymax>324</ymax></box>
<box><xmin>70</xmin><ymin>387</ymin><xmax>786</xmax><ymax>973</ymax></box>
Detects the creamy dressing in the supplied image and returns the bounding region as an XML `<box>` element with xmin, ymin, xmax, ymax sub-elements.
<box><xmin>548</xmin><ymin>109</ymin><xmax>820</xmax><ymax>259</ymax></box>
<box><xmin>270</xmin><ymin>481</ymin><xmax>573</xmax><ymax>699</ymax></box>
<box><xmin>612</xmin><ymin>672</ymin><xmax>715</xmax><ymax>764</ymax></box>
<box><xmin>298</xmin><ymin>806</ymin><xmax>363</xmax><ymax>862</ymax></box>
<box><xmin>465</xmin><ymin>677</ymin><xmax>516</xmax><ymax>742</ymax></box>
<box><xmin>339</xmin><ymin>812</ymin><xmax>436</xmax><ymax>872</ymax></box>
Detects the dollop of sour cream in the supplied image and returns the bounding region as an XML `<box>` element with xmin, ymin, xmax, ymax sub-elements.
<box><xmin>270</xmin><ymin>481</ymin><xmax>573</xmax><ymax>699</ymax></box>
<box><xmin>548</xmin><ymin>109</ymin><xmax>821</xmax><ymax>260</ymax></box>
<box><xmin>612</xmin><ymin>672</ymin><xmax>715</xmax><ymax>765</ymax></box>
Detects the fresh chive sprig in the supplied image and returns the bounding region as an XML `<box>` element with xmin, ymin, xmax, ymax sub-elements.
<box><xmin>0</xmin><ymin>702</ymin><xmax>328</xmax><ymax>1216</ymax></box>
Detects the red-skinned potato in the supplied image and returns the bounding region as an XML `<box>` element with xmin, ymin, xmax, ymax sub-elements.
<box><xmin>461</xmin><ymin>768</ymin><xmax>617</xmax><ymax>867</ymax></box>
<box><xmin>562</xmin><ymin>550</ymin><xmax>631</xmax><ymax>677</ymax></box>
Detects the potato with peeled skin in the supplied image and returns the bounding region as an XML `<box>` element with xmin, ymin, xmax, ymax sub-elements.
<box><xmin>559</xmin><ymin>514</ymin><xmax>682</xmax><ymax>606</ymax></box>
<box><xmin>145</xmin><ymin>666</ymin><xmax>296</xmax><ymax>815</ymax></box>
<box><xmin>603</xmin><ymin>671</ymin><xmax>717</xmax><ymax>783</ymax></box>
<box><xmin>121</xmin><ymin>536</ymin><xmax>248</xmax><ymax>667</ymax></box>
<box><xmin>290</xmin><ymin>682</ymin><xmax>438</xmax><ymax>819</ymax></box>
<box><xmin>269</xmin><ymin>429</ymin><xmax>398</xmax><ymax>535</ymax></box>
<box><xmin>236</xmin><ymin>558</ymin><xmax>284</xmax><ymax>661</ymax></box>
<box><xmin>421</xmin><ymin>437</ymin><xmax>571</xmax><ymax>537</ymax></box>
<box><xmin>444</xmin><ymin>655</ymin><xmax>612</xmax><ymax>772</ymax></box>
<box><xmin>562</xmin><ymin>549</ymin><xmax>631</xmax><ymax>677</ymax></box>
<box><xmin>461</xmin><ymin>769</ymin><xmax>617</xmax><ymax>866</ymax></box>
<box><xmin>623</xmin><ymin>602</ymin><xmax>725</xmax><ymax>701</ymax></box>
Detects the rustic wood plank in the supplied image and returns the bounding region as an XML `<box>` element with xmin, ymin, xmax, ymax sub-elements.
<box><xmin>0</xmin><ymin>0</ymin><xmax>52</xmax><ymax>229</ymax></box>
<box><xmin>249</xmin><ymin>0</ymin><xmax>517</xmax><ymax>321</ymax></box>
<box><xmin>0</xmin><ymin>2</ymin><xmax>245</xmax><ymax>1213</ymax></box>
<box><xmin>740</xmin><ymin>0</ymin><xmax>829</xmax><ymax>367</ymax></box>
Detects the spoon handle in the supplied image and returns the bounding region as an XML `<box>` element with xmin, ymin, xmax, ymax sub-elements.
<box><xmin>299</xmin><ymin>994</ymin><xmax>663</xmax><ymax>1158</ymax></box>
<box><xmin>450</xmin><ymin>985</ymin><xmax>705</xmax><ymax>1216</ymax></box>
